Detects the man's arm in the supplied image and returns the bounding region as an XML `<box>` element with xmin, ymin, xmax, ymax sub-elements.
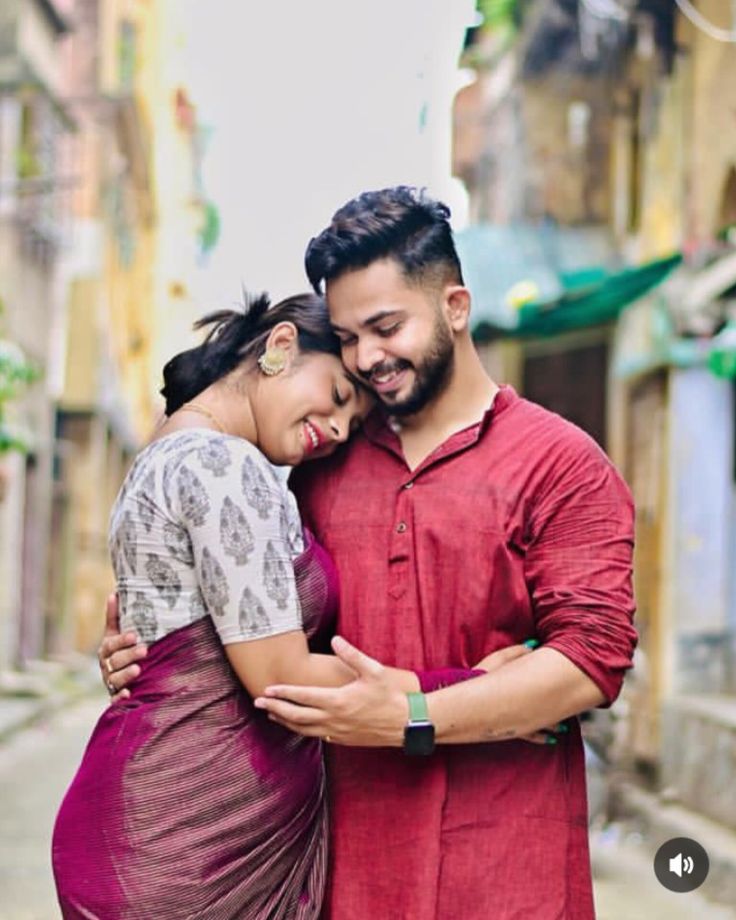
<box><xmin>255</xmin><ymin>637</ymin><xmax>600</xmax><ymax>746</ymax></box>
<box><xmin>429</xmin><ymin>647</ymin><xmax>603</xmax><ymax>742</ymax></box>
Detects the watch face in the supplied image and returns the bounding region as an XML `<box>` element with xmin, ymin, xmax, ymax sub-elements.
<box><xmin>404</xmin><ymin>721</ymin><xmax>435</xmax><ymax>756</ymax></box>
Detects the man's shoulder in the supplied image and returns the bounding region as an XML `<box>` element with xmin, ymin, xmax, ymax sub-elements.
<box><xmin>503</xmin><ymin>394</ymin><xmax>608</xmax><ymax>462</ymax></box>
<box><xmin>495</xmin><ymin>394</ymin><xmax>631</xmax><ymax>502</ymax></box>
<box><xmin>506</xmin><ymin>397</ymin><xmax>632</xmax><ymax>512</ymax></box>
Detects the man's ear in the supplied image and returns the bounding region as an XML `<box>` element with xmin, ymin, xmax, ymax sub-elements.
<box><xmin>444</xmin><ymin>286</ymin><xmax>471</xmax><ymax>332</ymax></box>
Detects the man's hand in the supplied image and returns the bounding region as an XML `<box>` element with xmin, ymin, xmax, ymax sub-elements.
<box><xmin>254</xmin><ymin>635</ymin><xmax>568</xmax><ymax>748</ymax></box>
<box><xmin>98</xmin><ymin>593</ymin><xmax>147</xmax><ymax>701</ymax></box>
<box><xmin>254</xmin><ymin>636</ymin><xmax>407</xmax><ymax>747</ymax></box>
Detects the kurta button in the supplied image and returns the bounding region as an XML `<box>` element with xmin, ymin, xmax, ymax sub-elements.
<box><xmin>403</xmin><ymin>482</ymin><xmax>414</xmax><ymax>489</ymax></box>
<box><xmin>396</xmin><ymin>521</ymin><xmax>407</xmax><ymax>533</ymax></box>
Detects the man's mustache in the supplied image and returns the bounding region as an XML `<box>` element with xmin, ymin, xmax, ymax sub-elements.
<box><xmin>359</xmin><ymin>360</ymin><xmax>412</xmax><ymax>385</ymax></box>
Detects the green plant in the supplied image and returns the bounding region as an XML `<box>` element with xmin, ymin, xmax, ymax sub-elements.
<box><xmin>0</xmin><ymin>340</ymin><xmax>41</xmax><ymax>454</ymax></box>
<box><xmin>464</xmin><ymin>0</ymin><xmax>522</xmax><ymax>68</ymax></box>
<box><xmin>477</xmin><ymin>0</ymin><xmax>520</xmax><ymax>31</ymax></box>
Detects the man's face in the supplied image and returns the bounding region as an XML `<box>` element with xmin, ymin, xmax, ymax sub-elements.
<box><xmin>326</xmin><ymin>258</ymin><xmax>455</xmax><ymax>417</ymax></box>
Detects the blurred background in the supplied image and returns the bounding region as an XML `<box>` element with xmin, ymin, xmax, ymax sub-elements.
<box><xmin>1</xmin><ymin>1</ymin><xmax>736</xmax><ymax>917</ymax></box>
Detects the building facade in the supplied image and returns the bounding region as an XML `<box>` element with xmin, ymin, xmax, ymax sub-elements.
<box><xmin>453</xmin><ymin>0</ymin><xmax>736</xmax><ymax>891</ymax></box>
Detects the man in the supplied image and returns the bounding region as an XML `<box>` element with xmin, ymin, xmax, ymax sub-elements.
<box><xmin>101</xmin><ymin>187</ymin><xmax>636</xmax><ymax>918</ymax></box>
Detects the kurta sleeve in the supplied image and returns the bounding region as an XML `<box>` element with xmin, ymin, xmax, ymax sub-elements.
<box><xmin>414</xmin><ymin>669</ymin><xmax>487</xmax><ymax>692</ymax></box>
<box><xmin>170</xmin><ymin>437</ymin><xmax>303</xmax><ymax>645</ymax></box>
<box><xmin>523</xmin><ymin>431</ymin><xmax>637</xmax><ymax>705</ymax></box>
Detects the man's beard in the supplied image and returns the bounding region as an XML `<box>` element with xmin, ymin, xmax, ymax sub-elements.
<box><xmin>364</xmin><ymin>320</ymin><xmax>455</xmax><ymax>418</ymax></box>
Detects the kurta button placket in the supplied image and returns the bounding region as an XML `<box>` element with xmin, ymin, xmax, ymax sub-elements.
<box><xmin>387</xmin><ymin>477</ymin><xmax>414</xmax><ymax>598</ymax></box>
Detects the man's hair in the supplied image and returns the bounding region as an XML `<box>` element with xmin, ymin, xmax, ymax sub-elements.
<box><xmin>305</xmin><ymin>186</ymin><xmax>464</xmax><ymax>294</ymax></box>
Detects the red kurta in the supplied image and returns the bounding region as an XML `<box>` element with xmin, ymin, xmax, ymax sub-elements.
<box><xmin>291</xmin><ymin>386</ymin><xmax>636</xmax><ymax>920</ymax></box>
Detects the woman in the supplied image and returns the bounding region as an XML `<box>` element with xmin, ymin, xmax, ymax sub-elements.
<box><xmin>52</xmin><ymin>292</ymin><xmax>533</xmax><ymax>919</ymax></box>
<box><xmin>52</xmin><ymin>292</ymin><xmax>407</xmax><ymax>918</ymax></box>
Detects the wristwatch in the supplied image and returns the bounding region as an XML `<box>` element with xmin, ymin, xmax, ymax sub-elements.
<box><xmin>403</xmin><ymin>692</ymin><xmax>435</xmax><ymax>756</ymax></box>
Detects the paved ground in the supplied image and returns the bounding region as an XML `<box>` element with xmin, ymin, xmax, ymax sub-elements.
<box><xmin>0</xmin><ymin>695</ymin><xmax>734</xmax><ymax>919</ymax></box>
<box><xmin>591</xmin><ymin>827</ymin><xmax>736</xmax><ymax>919</ymax></box>
<box><xmin>0</xmin><ymin>695</ymin><xmax>108</xmax><ymax>920</ymax></box>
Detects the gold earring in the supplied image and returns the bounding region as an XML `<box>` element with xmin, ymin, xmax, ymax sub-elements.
<box><xmin>258</xmin><ymin>347</ymin><xmax>287</xmax><ymax>376</ymax></box>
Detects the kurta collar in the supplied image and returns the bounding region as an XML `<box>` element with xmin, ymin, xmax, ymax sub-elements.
<box><xmin>362</xmin><ymin>384</ymin><xmax>519</xmax><ymax>469</ymax></box>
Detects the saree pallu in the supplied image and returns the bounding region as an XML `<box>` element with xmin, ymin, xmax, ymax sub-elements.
<box><xmin>53</xmin><ymin>535</ymin><xmax>336</xmax><ymax>920</ymax></box>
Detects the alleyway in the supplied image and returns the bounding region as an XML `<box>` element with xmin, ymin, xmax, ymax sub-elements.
<box><xmin>0</xmin><ymin>694</ymin><xmax>734</xmax><ymax>920</ymax></box>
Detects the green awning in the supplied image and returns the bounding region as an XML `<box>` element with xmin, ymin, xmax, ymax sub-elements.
<box><xmin>457</xmin><ymin>224</ymin><xmax>618</xmax><ymax>332</ymax></box>
<box><xmin>473</xmin><ymin>254</ymin><xmax>682</xmax><ymax>341</ymax></box>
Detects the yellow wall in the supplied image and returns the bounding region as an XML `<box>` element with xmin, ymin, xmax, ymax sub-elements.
<box><xmin>100</xmin><ymin>0</ymin><xmax>158</xmax><ymax>440</ymax></box>
<box><xmin>523</xmin><ymin>75</ymin><xmax>612</xmax><ymax>225</ymax></box>
<box><xmin>62</xmin><ymin>0</ymin><xmax>158</xmax><ymax>439</ymax></box>
<box><xmin>148</xmin><ymin>0</ymin><xmax>207</xmax><ymax>401</ymax></box>
<box><xmin>57</xmin><ymin>0</ymin><xmax>161</xmax><ymax>651</ymax></box>
<box><xmin>681</xmin><ymin>0</ymin><xmax>736</xmax><ymax>240</ymax></box>
<box><xmin>611</xmin><ymin>2</ymin><xmax>736</xmax><ymax>258</ymax></box>
<box><xmin>635</xmin><ymin>64</ymin><xmax>689</xmax><ymax>258</ymax></box>
<box><xmin>62</xmin><ymin>279</ymin><xmax>99</xmax><ymax>407</ymax></box>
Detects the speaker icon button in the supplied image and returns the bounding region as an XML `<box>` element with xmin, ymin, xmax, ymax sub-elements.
<box><xmin>654</xmin><ymin>837</ymin><xmax>709</xmax><ymax>893</ymax></box>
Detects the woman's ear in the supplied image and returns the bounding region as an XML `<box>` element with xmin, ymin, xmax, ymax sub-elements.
<box><xmin>264</xmin><ymin>322</ymin><xmax>299</xmax><ymax>361</ymax></box>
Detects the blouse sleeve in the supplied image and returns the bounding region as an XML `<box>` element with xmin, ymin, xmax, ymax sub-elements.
<box><xmin>169</xmin><ymin>436</ymin><xmax>303</xmax><ymax>645</ymax></box>
<box><xmin>523</xmin><ymin>431</ymin><xmax>638</xmax><ymax>706</ymax></box>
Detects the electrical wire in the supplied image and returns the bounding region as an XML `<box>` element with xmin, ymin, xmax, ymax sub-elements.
<box><xmin>673</xmin><ymin>0</ymin><xmax>736</xmax><ymax>42</ymax></box>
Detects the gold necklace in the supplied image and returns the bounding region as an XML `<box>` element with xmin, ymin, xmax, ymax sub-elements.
<box><xmin>180</xmin><ymin>401</ymin><xmax>227</xmax><ymax>433</ymax></box>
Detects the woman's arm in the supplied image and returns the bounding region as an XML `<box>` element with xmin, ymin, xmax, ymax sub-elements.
<box><xmin>224</xmin><ymin>630</ymin><xmax>418</xmax><ymax>699</ymax></box>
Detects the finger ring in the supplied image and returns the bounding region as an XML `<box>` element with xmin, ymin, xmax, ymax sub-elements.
<box><xmin>106</xmin><ymin>680</ymin><xmax>115</xmax><ymax>696</ymax></box>
<box><xmin>105</xmin><ymin>657</ymin><xmax>114</xmax><ymax>674</ymax></box>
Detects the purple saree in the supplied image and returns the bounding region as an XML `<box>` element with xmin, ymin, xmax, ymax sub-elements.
<box><xmin>53</xmin><ymin>533</ymin><xmax>337</xmax><ymax>920</ymax></box>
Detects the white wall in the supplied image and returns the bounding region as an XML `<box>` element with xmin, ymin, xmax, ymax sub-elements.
<box><xmin>173</xmin><ymin>0</ymin><xmax>475</xmax><ymax>310</ymax></box>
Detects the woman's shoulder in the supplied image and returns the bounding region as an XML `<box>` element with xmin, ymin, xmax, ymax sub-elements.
<box><xmin>142</xmin><ymin>428</ymin><xmax>271</xmax><ymax>470</ymax></box>
<box><xmin>116</xmin><ymin>429</ymin><xmax>279</xmax><ymax>501</ymax></box>
<box><xmin>147</xmin><ymin>428</ymin><xmax>289</xmax><ymax>501</ymax></box>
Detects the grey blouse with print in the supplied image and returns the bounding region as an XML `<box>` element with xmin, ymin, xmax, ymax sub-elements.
<box><xmin>109</xmin><ymin>428</ymin><xmax>305</xmax><ymax>646</ymax></box>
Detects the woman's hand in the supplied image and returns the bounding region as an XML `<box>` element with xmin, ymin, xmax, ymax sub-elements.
<box><xmin>473</xmin><ymin>641</ymin><xmax>537</xmax><ymax>674</ymax></box>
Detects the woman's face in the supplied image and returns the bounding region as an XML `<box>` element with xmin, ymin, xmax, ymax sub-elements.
<box><xmin>255</xmin><ymin>351</ymin><xmax>372</xmax><ymax>466</ymax></box>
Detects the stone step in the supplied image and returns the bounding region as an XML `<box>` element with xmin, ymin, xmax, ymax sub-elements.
<box><xmin>660</xmin><ymin>694</ymin><xmax>736</xmax><ymax>831</ymax></box>
<box><xmin>612</xmin><ymin>780</ymin><xmax>736</xmax><ymax>909</ymax></box>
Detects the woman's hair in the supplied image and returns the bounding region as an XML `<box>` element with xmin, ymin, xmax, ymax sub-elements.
<box><xmin>160</xmin><ymin>291</ymin><xmax>340</xmax><ymax>415</ymax></box>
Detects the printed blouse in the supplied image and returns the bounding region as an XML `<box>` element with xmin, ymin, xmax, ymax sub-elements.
<box><xmin>109</xmin><ymin>428</ymin><xmax>305</xmax><ymax>646</ymax></box>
